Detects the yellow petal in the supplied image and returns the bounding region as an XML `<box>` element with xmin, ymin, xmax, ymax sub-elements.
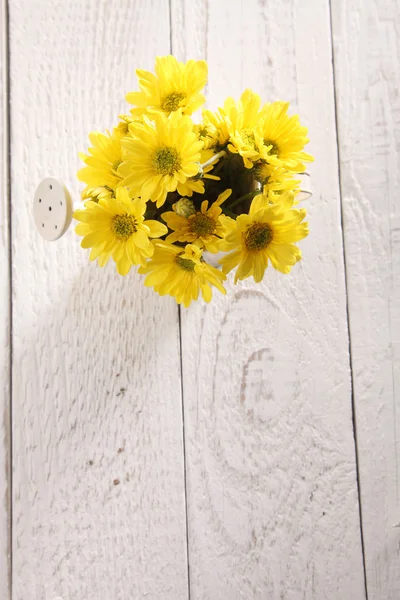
<box><xmin>144</xmin><ymin>220</ymin><xmax>168</xmax><ymax>238</ymax></box>
<box><xmin>132</xmin><ymin>228</ymin><xmax>150</xmax><ymax>249</ymax></box>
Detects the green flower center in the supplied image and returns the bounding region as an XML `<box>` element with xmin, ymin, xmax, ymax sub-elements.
<box><xmin>112</xmin><ymin>214</ymin><xmax>137</xmax><ymax>240</ymax></box>
<box><xmin>161</xmin><ymin>92</ymin><xmax>186</xmax><ymax>112</ymax></box>
<box><xmin>244</xmin><ymin>222</ymin><xmax>273</xmax><ymax>250</ymax></box>
<box><xmin>263</xmin><ymin>139</ymin><xmax>279</xmax><ymax>156</ymax></box>
<box><xmin>190</xmin><ymin>213</ymin><xmax>216</xmax><ymax>237</ymax></box>
<box><xmin>152</xmin><ymin>146</ymin><xmax>181</xmax><ymax>176</ymax></box>
<box><xmin>198</xmin><ymin>125</ymin><xmax>209</xmax><ymax>138</ymax></box>
<box><xmin>241</xmin><ymin>128</ymin><xmax>257</xmax><ymax>149</ymax></box>
<box><xmin>176</xmin><ymin>255</ymin><xmax>196</xmax><ymax>272</ymax></box>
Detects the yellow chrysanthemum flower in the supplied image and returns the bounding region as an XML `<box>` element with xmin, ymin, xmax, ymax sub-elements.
<box><xmin>198</xmin><ymin>108</ymin><xmax>230</xmax><ymax>150</ymax></box>
<box><xmin>197</xmin><ymin>90</ymin><xmax>264</xmax><ymax>166</ymax></box>
<box><xmin>162</xmin><ymin>189</ymin><xmax>234</xmax><ymax>252</ymax></box>
<box><xmin>224</xmin><ymin>89</ymin><xmax>264</xmax><ymax>167</ymax></box>
<box><xmin>119</xmin><ymin>111</ymin><xmax>203</xmax><ymax>208</ymax></box>
<box><xmin>126</xmin><ymin>55</ymin><xmax>208</xmax><ymax>116</ymax></box>
<box><xmin>219</xmin><ymin>191</ymin><xmax>309</xmax><ymax>282</ymax></box>
<box><xmin>139</xmin><ymin>242</ymin><xmax>226</xmax><ymax>307</ymax></box>
<box><xmin>74</xmin><ymin>187</ymin><xmax>167</xmax><ymax>275</ymax></box>
<box><xmin>81</xmin><ymin>185</ymin><xmax>114</xmax><ymax>203</ymax></box>
<box><xmin>195</xmin><ymin>122</ymin><xmax>215</xmax><ymax>149</ymax></box>
<box><xmin>117</xmin><ymin>113</ymin><xmax>137</xmax><ymax>135</ymax></box>
<box><xmin>252</xmin><ymin>161</ymin><xmax>300</xmax><ymax>195</ymax></box>
<box><xmin>78</xmin><ymin>128</ymin><xmax>124</xmax><ymax>190</ymax></box>
<box><xmin>256</xmin><ymin>101</ymin><xmax>313</xmax><ymax>172</ymax></box>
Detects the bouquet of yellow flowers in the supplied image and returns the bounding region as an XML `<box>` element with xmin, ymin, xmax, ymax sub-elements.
<box><xmin>74</xmin><ymin>56</ymin><xmax>313</xmax><ymax>307</ymax></box>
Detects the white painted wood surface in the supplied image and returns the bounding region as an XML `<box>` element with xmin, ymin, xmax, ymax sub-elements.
<box><xmin>332</xmin><ymin>1</ymin><xmax>400</xmax><ymax>598</ymax></box>
<box><xmin>172</xmin><ymin>0</ymin><xmax>366</xmax><ymax>598</ymax></box>
<box><xmin>9</xmin><ymin>2</ymin><xmax>188</xmax><ymax>599</ymax></box>
<box><xmin>0</xmin><ymin>0</ymin><xmax>11</xmax><ymax>598</ymax></box>
<box><xmin>3</xmin><ymin>0</ymin><xmax>399</xmax><ymax>598</ymax></box>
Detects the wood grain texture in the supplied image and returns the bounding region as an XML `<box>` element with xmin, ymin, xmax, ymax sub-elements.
<box><xmin>9</xmin><ymin>2</ymin><xmax>188</xmax><ymax>599</ymax></box>
<box><xmin>331</xmin><ymin>1</ymin><xmax>400</xmax><ymax>598</ymax></box>
<box><xmin>0</xmin><ymin>0</ymin><xmax>11</xmax><ymax>597</ymax></box>
<box><xmin>171</xmin><ymin>0</ymin><xmax>366</xmax><ymax>598</ymax></box>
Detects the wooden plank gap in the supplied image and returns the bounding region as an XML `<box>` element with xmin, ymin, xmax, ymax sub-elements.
<box><xmin>168</xmin><ymin>2</ymin><xmax>192</xmax><ymax>595</ymax></box>
<box><xmin>1</xmin><ymin>0</ymin><xmax>12</xmax><ymax>597</ymax></box>
<box><xmin>168</xmin><ymin>0</ymin><xmax>173</xmax><ymax>62</ymax></box>
<box><xmin>178</xmin><ymin>306</ymin><xmax>192</xmax><ymax>600</ymax></box>
<box><xmin>328</xmin><ymin>1</ymin><xmax>369</xmax><ymax>596</ymax></box>
<box><xmin>168</xmin><ymin>0</ymin><xmax>192</xmax><ymax>593</ymax></box>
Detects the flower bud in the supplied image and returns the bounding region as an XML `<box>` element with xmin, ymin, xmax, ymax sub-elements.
<box><xmin>172</xmin><ymin>197</ymin><xmax>196</xmax><ymax>218</ymax></box>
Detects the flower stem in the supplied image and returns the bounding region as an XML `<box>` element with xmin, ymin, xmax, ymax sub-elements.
<box><xmin>222</xmin><ymin>207</ymin><xmax>237</xmax><ymax>219</ymax></box>
<box><xmin>200</xmin><ymin>150</ymin><xmax>227</xmax><ymax>171</ymax></box>
<box><xmin>228</xmin><ymin>190</ymin><xmax>261</xmax><ymax>210</ymax></box>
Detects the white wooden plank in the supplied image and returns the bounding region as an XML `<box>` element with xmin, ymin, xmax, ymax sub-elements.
<box><xmin>331</xmin><ymin>0</ymin><xmax>400</xmax><ymax>598</ymax></box>
<box><xmin>0</xmin><ymin>0</ymin><xmax>11</xmax><ymax>597</ymax></box>
<box><xmin>171</xmin><ymin>0</ymin><xmax>366</xmax><ymax>598</ymax></box>
<box><xmin>9</xmin><ymin>2</ymin><xmax>188</xmax><ymax>599</ymax></box>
